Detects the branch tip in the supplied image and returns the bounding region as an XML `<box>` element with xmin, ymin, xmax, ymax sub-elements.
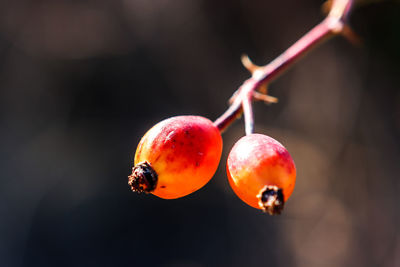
<box><xmin>214</xmin><ymin>0</ymin><xmax>354</xmax><ymax>135</ymax></box>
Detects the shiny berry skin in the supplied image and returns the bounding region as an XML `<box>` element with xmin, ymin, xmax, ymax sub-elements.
<box><xmin>227</xmin><ymin>133</ymin><xmax>296</xmax><ymax>214</ymax></box>
<box><xmin>129</xmin><ymin>116</ymin><xmax>223</xmax><ymax>199</ymax></box>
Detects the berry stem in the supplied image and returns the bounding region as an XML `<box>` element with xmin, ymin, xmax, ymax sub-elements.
<box><xmin>242</xmin><ymin>87</ymin><xmax>254</xmax><ymax>135</ymax></box>
<box><xmin>214</xmin><ymin>0</ymin><xmax>354</xmax><ymax>133</ymax></box>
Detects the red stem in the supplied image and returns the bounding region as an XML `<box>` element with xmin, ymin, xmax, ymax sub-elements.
<box><xmin>214</xmin><ymin>0</ymin><xmax>353</xmax><ymax>134</ymax></box>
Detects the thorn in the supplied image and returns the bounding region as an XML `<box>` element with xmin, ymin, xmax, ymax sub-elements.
<box><xmin>321</xmin><ymin>0</ymin><xmax>333</xmax><ymax>15</ymax></box>
<box><xmin>341</xmin><ymin>24</ymin><xmax>363</xmax><ymax>46</ymax></box>
<box><xmin>241</xmin><ymin>54</ymin><xmax>262</xmax><ymax>74</ymax></box>
<box><xmin>258</xmin><ymin>83</ymin><xmax>268</xmax><ymax>94</ymax></box>
<box><xmin>228</xmin><ymin>89</ymin><xmax>240</xmax><ymax>104</ymax></box>
<box><xmin>253</xmin><ymin>91</ymin><xmax>278</xmax><ymax>104</ymax></box>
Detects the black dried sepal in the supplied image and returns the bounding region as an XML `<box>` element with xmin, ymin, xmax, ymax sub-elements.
<box><xmin>258</xmin><ymin>185</ymin><xmax>284</xmax><ymax>215</ymax></box>
<box><xmin>128</xmin><ymin>161</ymin><xmax>158</xmax><ymax>193</ymax></box>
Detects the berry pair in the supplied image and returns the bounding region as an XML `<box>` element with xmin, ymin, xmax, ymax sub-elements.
<box><xmin>128</xmin><ymin>115</ymin><xmax>296</xmax><ymax>214</ymax></box>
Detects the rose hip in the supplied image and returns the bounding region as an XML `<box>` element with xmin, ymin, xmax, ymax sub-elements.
<box><xmin>129</xmin><ymin>116</ymin><xmax>223</xmax><ymax>199</ymax></box>
<box><xmin>227</xmin><ymin>133</ymin><xmax>296</xmax><ymax>214</ymax></box>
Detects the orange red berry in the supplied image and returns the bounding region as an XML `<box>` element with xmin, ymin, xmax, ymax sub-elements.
<box><xmin>226</xmin><ymin>133</ymin><xmax>296</xmax><ymax>214</ymax></box>
<box><xmin>129</xmin><ymin>116</ymin><xmax>223</xmax><ymax>199</ymax></box>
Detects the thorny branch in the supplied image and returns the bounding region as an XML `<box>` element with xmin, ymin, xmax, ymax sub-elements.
<box><xmin>213</xmin><ymin>0</ymin><xmax>355</xmax><ymax>134</ymax></box>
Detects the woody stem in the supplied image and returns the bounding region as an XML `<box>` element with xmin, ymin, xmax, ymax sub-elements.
<box><xmin>214</xmin><ymin>0</ymin><xmax>354</xmax><ymax>133</ymax></box>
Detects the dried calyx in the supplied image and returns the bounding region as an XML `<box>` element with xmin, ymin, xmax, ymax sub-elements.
<box><xmin>258</xmin><ymin>185</ymin><xmax>284</xmax><ymax>215</ymax></box>
<box><xmin>128</xmin><ymin>161</ymin><xmax>158</xmax><ymax>193</ymax></box>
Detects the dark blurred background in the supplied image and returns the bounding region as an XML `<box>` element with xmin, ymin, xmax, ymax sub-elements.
<box><xmin>0</xmin><ymin>0</ymin><xmax>399</xmax><ymax>266</ymax></box>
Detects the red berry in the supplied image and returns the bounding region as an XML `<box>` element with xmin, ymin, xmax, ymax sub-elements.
<box><xmin>129</xmin><ymin>116</ymin><xmax>223</xmax><ymax>199</ymax></box>
<box><xmin>227</xmin><ymin>133</ymin><xmax>296</xmax><ymax>214</ymax></box>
